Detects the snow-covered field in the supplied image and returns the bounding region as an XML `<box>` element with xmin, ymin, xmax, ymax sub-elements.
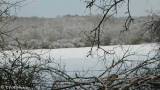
<box><xmin>29</xmin><ymin>43</ymin><xmax>159</xmax><ymax>76</ymax></box>
<box><xmin>0</xmin><ymin>43</ymin><xmax>159</xmax><ymax>89</ymax></box>
<box><xmin>1</xmin><ymin>43</ymin><xmax>159</xmax><ymax>76</ymax></box>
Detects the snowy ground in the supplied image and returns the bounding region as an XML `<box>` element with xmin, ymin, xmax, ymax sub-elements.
<box><xmin>1</xmin><ymin>43</ymin><xmax>159</xmax><ymax>76</ymax></box>
<box><xmin>28</xmin><ymin>43</ymin><xmax>159</xmax><ymax>76</ymax></box>
<box><xmin>0</xmin><ymin>43</ymin><xmax>159</xmax><ymax>89</ymax></box>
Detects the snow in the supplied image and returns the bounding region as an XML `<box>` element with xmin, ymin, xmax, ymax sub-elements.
<box><xmin>28</xmin><ymin>43</ymin><xmax>159</xmax><ymax>76</ymax></box>
<box><xmin>1</xmin><ymin>43</ymin><xmax>159</xmax><ymax>76</ymax></box>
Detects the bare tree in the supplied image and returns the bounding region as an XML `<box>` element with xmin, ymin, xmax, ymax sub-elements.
<box><xmin>84</xmin><ymin>0</ymin><xmax>160</xmax><ymax>90</ymax></box>
<box><xmin>51</xmin><ymin>0</ymin><xmax>160</xmax><ymax>90</ymax></box>
<box><xmin>0</xmin><ymin>0</ymin><xmax>159</xmax><ymax>90</ymax></box>
<box><xmin>0</xmin><ymin>1</ymin><xmax>68</xmax><ymax>89</ymax></box>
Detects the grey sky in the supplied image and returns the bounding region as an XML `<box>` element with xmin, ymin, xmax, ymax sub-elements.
<box><xmin>16</xmin><ymin>0</ymin><xmax>160</xmax><ymax>17</ymax></box>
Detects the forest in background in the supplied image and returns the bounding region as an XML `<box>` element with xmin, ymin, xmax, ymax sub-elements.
<box><xmin>0</xmin><ymin>0</ymin><xmax>159</xmax><ymax>89</ymax></box>
<box><xmin>4</xmin><ymin>15</ymin><xmax>157</xmax><ymax>49</ymax></box>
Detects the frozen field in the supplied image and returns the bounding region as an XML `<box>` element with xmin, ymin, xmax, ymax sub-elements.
<box><xmin>1</xmin><ymin>43</ymin><xmax>159</xmax><ymax>77</ymax></box>
<box><xmin>28</xmin><ymin>43</ymin><xmax>159</xmax><ymax>76</ymax></box>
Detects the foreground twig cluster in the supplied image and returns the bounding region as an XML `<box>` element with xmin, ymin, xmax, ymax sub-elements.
<box><xmin>0</xmin><ymin>0</ymin><xmax>160</xmax><ymax>90</ymax></box>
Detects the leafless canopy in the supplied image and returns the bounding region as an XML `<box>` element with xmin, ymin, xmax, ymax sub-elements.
<box><xmin>50</xmin><ymin>0</ymin><xmax>160</xmax><ymax>90</ymax></box>
<box><xmin>0</xmin><ymin>0</ymin><xmax>159</xmax><ymax>90</ymax></box>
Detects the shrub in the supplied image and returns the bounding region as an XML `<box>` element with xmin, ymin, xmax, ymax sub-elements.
<box><xmin>41</xmin><ymin>40</ymin><xmax>51</xmax><ymax>49</ymax></box>
<box><xmin>25</xmin><ymin>39</ymin><xmax>42</xmax><ymax>49</ymax></box>
<box><xmin>72</xmin><ymin>38</ymin><xmax>85</xmax><ymax>47</ymax></box>
<box><xmin>130</xmin><ymin>36</ymin><xmax>143</xmax><ymax>44</ymax></box>
<box><xmin>101</xmin><ymin>35</ymin><xmax>111</xmax><ymax>45</ymax></box>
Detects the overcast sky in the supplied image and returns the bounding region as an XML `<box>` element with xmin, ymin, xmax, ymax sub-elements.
<box><xmin>16</xmin><ymin>0</ymin><xmax>160</xmax><ymax>18</ymax></box>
